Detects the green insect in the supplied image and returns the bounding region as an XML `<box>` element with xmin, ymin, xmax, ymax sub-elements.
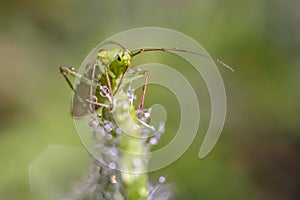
<box><xmin>60</xmin><ymin>42</ymin><xmax>233</xmax><ymax>119</ymax></box>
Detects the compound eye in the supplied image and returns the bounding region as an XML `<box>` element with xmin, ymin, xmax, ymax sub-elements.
<box><xmin>116</xmin><ymin>54</ymin><xmax>121</xmax><ymax>61</ymax></box>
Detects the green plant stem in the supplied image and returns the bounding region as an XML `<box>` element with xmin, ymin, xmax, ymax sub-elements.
<box><xmin>114</xmin><ymin>91</ymin><xmax>148</xmax><ymax>199</ymax></box>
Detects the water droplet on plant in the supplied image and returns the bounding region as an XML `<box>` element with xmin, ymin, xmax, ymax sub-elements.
<box><xmin>106</xmin><ymin>133</ymin><xmax>113</xmax><ymax>140</ymax></box>
<box><xmin>133</xmin><ymin>158</ymin><xmax>142</xmax><ymax>167</ymax></box>
<box><xmin>150</xmin><ymin>137</ymin><xmax>158</xmax><ymax>145</ymax></box>
<box><xmin>104</xmin><ymin>123</ymin><xmax>113</xmax><ymax>132</ymax></box>
<box><xmin>109</xmin><ymin>147</ymin><xmax>118</xmax><ymax>156</ymax></box>
<box><xmin>95</xmin><ymin>127</ymin><xmax>105</xmax><ymax>135</ymax></box>
<box><xmin>103</xmin><ymin>146</ymin><xmax>110</xmax><ymax>155</ymax></box>
<box><xmin>115</xmin><ymin>128</ymin><xmax>122</xmax><ymax>134</ymax></box>
<box><xmin>159</xmin><ymin>176</ymin><xmax>166</xmax><ymax>183</ymax></box>
<box><xmin>108</xmin><ymin>162</ymin><xmax>116</xmax><ymax>169</ymax></box>
<box><xmin>144</xmin><ymin>112</ymin><xmax>151</xmax><ymax>118</ymax></box>
<box><xmin>89</xmin><ymin>119</ymin><xmax>99</xmax><ymax>128</ymax></box>
<box><xmin>88</xmin><ymin>184</ymin><xmax>96</xmax><ymax>191</ymax></box>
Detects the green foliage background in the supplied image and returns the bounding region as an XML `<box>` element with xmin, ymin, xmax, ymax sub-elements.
<box><xmin>0</xmin><ymin>0</ymin><xmax>299</xmax><ymax>199</ymax></box>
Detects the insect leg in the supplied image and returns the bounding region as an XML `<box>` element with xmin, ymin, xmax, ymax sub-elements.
<box><xmin>138</xmin><ymin>70</ymin><xmax>149</xmax><ymax>117</ymax></box>
<box><xmin>88</xmin><ymin>64</ymin><xmax>97</xmax><ymax>113</ymax></box>
<box><xmin>86</xmin><ymin>94</ymin><xmax>110</xmax><ymax>109</ymax></box>
<box><xmin>87</xmin><ymin>65</ymin><xmax>110</xmax><ymax>113</ymax></box>
<box><xmin>59</xmin><ymin>65</ymin><xmax>76</xmax><ymax>91</ymax></box>
<box><xmin>104</xmin><ymin>68</ymin><xmax>114</xmax><ymax>112</ymax></box>
<box><xmin>59</xmin><ymin>65</ymin><xmax>91</xmax><ymax>117</ymax></box>
<box><xmin>113</xmin><ymin>71</ymin><xmax>126</xmax><ymax>95</ymax></box>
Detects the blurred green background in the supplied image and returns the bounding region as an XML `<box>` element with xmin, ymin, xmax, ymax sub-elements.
<box><xmin>1</xmin><ymin>0</ymin><xmax>299</xmax><ymax>199</ymax></box>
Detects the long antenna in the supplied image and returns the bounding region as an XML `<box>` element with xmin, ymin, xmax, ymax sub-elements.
<box><xmin>103</xmin><ymin>40</ymin><xmax>126</xmax><ymax>50</ymax></box>
<box><xmin>132</xmin><ymin>47</ymin><xmax>235</xmax><ymax>72</ymax></box>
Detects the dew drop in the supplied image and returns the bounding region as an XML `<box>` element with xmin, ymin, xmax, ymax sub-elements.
<box><xmin>133</xmin><ymin>158</ymin><xmax>142</xmax><ymax>167</ymax></box>
<box><xmin>95</xmin><ymin>127</ymin><xmax>105</xmax><ymax>135</ymax></box>
<box><xmin>108</xmin><ymin>162</ymin><xmax>117</xmax><ymax>169</ymax></box>
<box><xmin>88</xmin><ymin>119</ymin><xmax>99</xmax><ymax>128</ymax></box>
<box><xmin>115</xmin><ymin>128</ymin><xmax>122</xmax><ymax>134</ymax></box>
<box><xmin>104</xmin><ymin>123</ymin><xmax>113</xmax><ymax>132</ymax></box>
<box><xmin>144</xmin><ymin>112</ymin><xmax>151</xmax><ymax>118</ymax></box>
<box><xmin>103</xmin><ymin>146</ymin><xmax>110</xmax><ymax>155</ymax></box>
<box><xmin>88</xmin><ymin>184</ymin><xmax>96</xmax><ymax>191</ymax></box>
<box><xmin>149</xmin><ymin>137</ymin><xmax>158</xmax><ymax>145</ymax></box>
<box><xmin>109</xmin><ymin>147</ymin><xmax>118</xmax><ymax>156</ymax></box>
<box><xmin>159</xmin><ymin>176</ymin><xmax>166</xmax><ymax>183</ymax></box>
<box><xmin>106</xmin><ymin>133</ymin><xmax>113</xmax><ymax>140</ymax></box>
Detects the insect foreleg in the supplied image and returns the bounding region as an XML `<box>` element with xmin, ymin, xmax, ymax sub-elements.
<box><xmin>59</xmin><ymin>66</ymin><xmax>76</xmax><ymax>91</ymax></box>
<box><xmin>113</xmin><ymin>71</ymin><xmax>126</xmax><ymax>95</ymax></box>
